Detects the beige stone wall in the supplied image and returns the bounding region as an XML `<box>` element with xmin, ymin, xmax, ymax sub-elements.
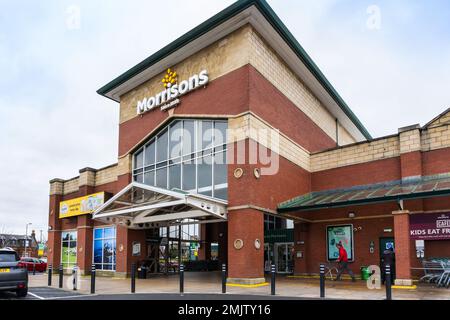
<box><xmin>119</xmin><ymin>25</ymin><xmax>252</xmax><ymax>124</ymax></box>
<box><xmin>338</xmin><ymin>123</ymin><xmax>356</xmax><ymax>146</ymax></box>
<box><xmin>311</xmin><ymin>136</ymin><xmax>400</xmax><ymax>172</ymax></box>
<box><xmin>63</xmin><ymin>178</ymin><xmax>79</xmax><ymax>195</ymax></box>
<box><xmin>228</xmin><ymin>112</ymin><xmax>310</xmax><ymax>171</ymax></box>
<box><xmin>426</xmin><ymin>110</ymin><xmax>450</xmax><ymax>128</ymax></box>
<box><xmin>95</xmin><ymin>165</ymin><xmax>119</xmax><ymax>186</ymax></box>
<box><xmin>421</xmin><ymin>124</ymin><xmax>450</xmax><ymax>152</ymax></box>
<box><xmin>399</xmin><ymin>129</ymin><xmax>421</xmax><ymax>154</ymax></box>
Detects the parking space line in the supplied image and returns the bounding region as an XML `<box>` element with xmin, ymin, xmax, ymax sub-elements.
<box><xmin>28</xmin><ymin>292</ymin><xmax>45</xmax><ymax>300</ymax></box>
<box><xmin>48</xmin><ymin>294</ymin><xmax>97</xmax><ymax>300</ymax></box>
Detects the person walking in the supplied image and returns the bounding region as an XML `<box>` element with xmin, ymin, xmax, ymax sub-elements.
<box><xmin>335</xmin><ymin>241</ymin><xmax>356</xmax><ymax>282</ymax></box>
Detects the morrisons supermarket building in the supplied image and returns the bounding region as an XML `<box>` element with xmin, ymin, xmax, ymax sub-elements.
<box><xmin>47</xmin><ymin>0</ymin><xmax>450</xmax><ymax>285</ymax></box>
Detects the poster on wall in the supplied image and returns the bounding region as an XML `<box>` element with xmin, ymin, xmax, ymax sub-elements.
<box><xmin>410</xmin><ymin>213</ymin><xmax>450</xmax><ymax>240</ymax></box>
<box><xmin>326</xmin><ymin>224</ymin><xmax>354</xmax><ymax>261</ymax></box>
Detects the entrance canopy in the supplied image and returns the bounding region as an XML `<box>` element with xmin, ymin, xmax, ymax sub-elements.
<box><xmin>278</xmin><ymin>173</ymin><xmax>450</xmax><ymax>213</ymax></box>
<box><xmin>92</xmin><ymin>182</ymin><xmax>227</xmax><ymax>229</ymax></box>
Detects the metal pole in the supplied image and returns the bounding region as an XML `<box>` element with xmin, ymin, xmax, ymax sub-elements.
<box><xmin>90</xmin><ymin>264</ymin><xmax>96</xmax><ymax>294</ymax></box>
<box><xmin>271</xmin><ymin>264</ymin><xmax>276</xmax><ymax>295</ymax></box>
<box><xmin>131</xmin><ymin>263</ymin><xmax>136</xmax><ymax>293</ymax></box>
<box><xmin>385</xmin><ymin>264</ymin><xmax>392</xmax><ymax>300</ymax></box>
<box><xmin>59</xmin><ymin>264</ymin><xmax>63</xmax><ymax>288</ymax></box>
<box><xmin>48</xmin><ymin>264</ymin><xmax>52</xmax><ymax>286</ymax></box>
<box><xmin>33</xmin><ymin>262</ymin><xmax>36</xmax><ymax>275</ymax></box>
<box><xmin>222</xmin><ymin>263</ymin><xmax>227</xmax><ymax>294</ymax></box>
<box><xmin>320</xmin><ymin>264</ymin><xmax>325</xmax><ymax>298</ymax></box>
<box><xmin>180</xmin><ymin>264</ymin><xmax>184</xmax><ymax>294</ymax></box>
<box><xmin>72</xmin><ymin>266</ymin><xmax>77</xmax><ymax>291</ymax></box>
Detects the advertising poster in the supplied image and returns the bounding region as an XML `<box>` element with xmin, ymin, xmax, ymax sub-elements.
<box><xmin>410</xmin><ymin>213</ymin><xmax>450</xmax><ymax>240</ymax></box>
<box><xmin>327</xmin><ymin>224</ymin><xmax>354</xmax><ymax>261</ymax></box>
<box><xmin>59</xmin><ymin>192</ymin><xmax>105</xmax><ymax>218</ymax></box>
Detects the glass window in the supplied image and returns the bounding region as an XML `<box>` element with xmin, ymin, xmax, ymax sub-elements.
<box><xmin>61</xmin><ymin>231</ymin><xmax>77</xmax><ymax>269</ymax></box>
<box><xmin>144</xmin><ymin>140</ymin><xmax>156</xmax><ymax>166</ymax></box>
<box><xmin>93</xmin><ymin>226</ymin><xmax>116</xmax><ymax>271</ymax></box>
<box><xmin>133</xmin><ymin>119</ymin><xmax>228</xmax><ymax>200</ymax></box>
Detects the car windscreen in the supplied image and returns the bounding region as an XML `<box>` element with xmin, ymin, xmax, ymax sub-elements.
<box><xmin>0</xmin><ymin>252</ymin><xmax>19</xmax><ymax>262</ymax></box>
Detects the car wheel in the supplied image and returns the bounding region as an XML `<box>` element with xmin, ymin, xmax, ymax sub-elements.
<box><xmin>16</xmin><ymin>288</ymin><xmax>28</xmax><ymax>298</ymax></box>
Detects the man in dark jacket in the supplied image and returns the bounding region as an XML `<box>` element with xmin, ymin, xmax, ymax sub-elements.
<box><xmin>335</xmin><ymin>242</ymin><xmax>356</xmax><ymax>282</ymax></box>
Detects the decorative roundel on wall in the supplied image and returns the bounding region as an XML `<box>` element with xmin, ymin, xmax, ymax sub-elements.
<box><xmin>119</xmin><ymin>244</ymin><xmax>124</xmax><ymax>252</ymax></box>
<box><xmin>254</xmin><ymin>239</ymin><xmax>261</xmax><ymax>249</ymax></box>
<box><xmin>233</xmin><ymin>168</ymin><xmax>244</xmax><ymax>179</ymax></box>
<box><xmin>79</xmin><ymin>247</ymin><xmax>83</xmax><ymax>253</ymax></box>
<box><xmin>234</xmin><ymin>239</ymin><xmax>244</xmax><ymax>250</ymax></box>
<box><xmin>253</xmin><ymin>168</ymin><xmax>261</xmax><ymax>179</ymax></box>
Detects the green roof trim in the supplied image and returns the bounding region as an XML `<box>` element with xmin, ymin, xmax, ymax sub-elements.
<box><xmin>97</xmin><ymin>0</ymin><xmax>371</xmax><ymax>140</ymax></box>
<box><xmin>278</xmin><ymin>173</ymin><xmax>450</xmax><ymax>213</ymax></box>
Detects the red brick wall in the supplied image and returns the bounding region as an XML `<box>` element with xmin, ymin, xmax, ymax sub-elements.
<box><xmin>422</xmin><ymin>148</ymin><xmax>450</xmax><ymax>176</ymax></box>
<box><xmin>248</xmin><ymin>65</ymin><xmax>336</xmax><ymax>153</ymax></box>
<box><xmin>312</xmin><ymin>157</ymin><xmax>401</xmax><ymax>192</ymax></box>
<box><xmin>400</xmin><ymin>151</ymin><xmax>422</xmax><ymax>178</ymax></box>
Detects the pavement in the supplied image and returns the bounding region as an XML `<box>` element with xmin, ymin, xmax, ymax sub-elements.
<box><xmin>1</xmin><ymin>271</ymin><xmax>449</xmax><ymax>300</ymax></box>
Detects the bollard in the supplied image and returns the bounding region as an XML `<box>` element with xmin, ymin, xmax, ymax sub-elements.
<box><xmin>72</xmin><ymin>266</ymin><xmax>77</xmax><ymax>291</ymax></box>
<box><xmin>91</xmin><ymin>264</ymin><xmax>96</xmax><ymax>294</ymax></box>
<box><xmin>59</xmin><ymin>265</ymin><xmax>64</xmax><ymax>289</ymax></box>
<box><xmin>180</xmin><ymin>264</ymin><xmax>184</xmax><ymax>294</ymax></box>
<box><xmin>320</xmin><ymin>264</ymin><xmax>325</xmax><ymax>298</ymax></box>
<box><xmin>48</xmin><ymin>264</ymin><xmax>52</xmax><ymax>286</ymax></box>
<box><xmin>131</xmin><ymin>263</ymin><xmax>136</xmax><ymax>293</ymax></box>
<box><xmin>385</xmin><ymin>264</ymin><xmax>392</xmax><ymax>300</ymax></box>
<box><xmin>222</xmin><ymin>264</ymin><xmax>227</xmax><ymax>294</ymax></box>
<box><xmin>271</xmin><ymin>264</ymin><xmax>276</xmax><ymax>295</ymax></box>
<box><xmin>33</xmin><ymin>263</ymin><xmax>36</xmax><ymax>275</ymax></box>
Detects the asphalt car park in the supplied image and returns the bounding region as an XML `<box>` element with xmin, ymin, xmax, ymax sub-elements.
<box><xmin>0</xmin><ymin>286</ymin><xmax>85</xmax><ymax>300</ymax></box>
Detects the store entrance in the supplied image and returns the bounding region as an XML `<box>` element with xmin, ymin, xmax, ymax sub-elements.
<box><xmin>274</xmin><ymin>243</ymin><xmax>294</xmax><ymax>274</ymax></box>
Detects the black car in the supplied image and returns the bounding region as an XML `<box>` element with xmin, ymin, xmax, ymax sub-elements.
<box><xmin>0</xmin><ymin>248</ymin><xmax>28</xmax><ymax>297</ymax></box>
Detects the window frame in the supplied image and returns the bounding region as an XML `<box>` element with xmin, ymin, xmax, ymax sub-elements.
<box><xmin>92</xmin><ymin>226</ymin><xmax>117</xmax><ymax>271</ymax></box>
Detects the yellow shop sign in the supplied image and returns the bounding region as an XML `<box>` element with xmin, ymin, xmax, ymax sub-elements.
<box><xmin>59</xmin><ymin>192</ymin><xmax>105</xmax><ymax>218</ymax></box>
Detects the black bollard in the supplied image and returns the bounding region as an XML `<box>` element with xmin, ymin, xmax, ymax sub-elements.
<box><xmin>180</xmin><ymin>264</ymin><xmax>184</xmax><ymax>294</ymax></box>
<box><xmin>385</xmin><ymin>264</ymin><xmax>392</xmax><ymax>300</ymax></box>
<box><xmin>59</xmin><ymin>265</ymin><xmax>63</xmax><ymax>289</ymax></box>
<box><xmin>320</xmin><ymin>264</ymin><xmax>325</xmax><ymax>298</ymax></box>
<box><xmin>222</xmin><ymin>264</ymin><xmax>227</xmax><ymax>294</ymax></box>
<box><xmin>33</xmin><ymin>263</ymin><xmax>36</xmax><ymax>275</ymax></box>
<box><xmin>91</xmin><ymin>264</ymin><xmax>96</xmax><ymax>294</ymax></box>
<box><xmin>48</xmin><ymin>264</ymin><xmax>52</xmax><ymax>286</ymax></box>
<box><xmin>72</xmin><ymin>266</ymin><xmax>77</xmax><ymax>291</ymax></box>
<box><xmin>271</xmin><ymin>264</ymin><xmax>276</xmax><ymax>295</ymax></box>
<box><xmin>131</xmin><ymin>263</ymin><xmax>136</xmax><ymax>293</ymax></box>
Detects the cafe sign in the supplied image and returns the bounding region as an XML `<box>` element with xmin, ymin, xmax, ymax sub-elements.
<box><xmin>137</xmin><ymin>68</ymin><xmax>209</xmax><ymax>115</ymax></box>
<box><xmin>410</xmin><ymin>213</ymin><xmax>450</xmax><ymax>240</ymax></box>
<box><xmin>59</xmin><ymin>192</ymin><xmax>105</xmax><ymax>219</ymax></box>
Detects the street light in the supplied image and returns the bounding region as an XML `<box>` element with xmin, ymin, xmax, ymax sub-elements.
<box><xmin>25</xmin><ymin>223</ymin><xmax>32</xmax><ymax>257</ymax></box>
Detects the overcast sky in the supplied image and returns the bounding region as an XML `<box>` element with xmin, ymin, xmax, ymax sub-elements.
<box><xmin>0</xmin><ymin>0</ymin><xmax>449</xmax><ymax>237</ymax></box>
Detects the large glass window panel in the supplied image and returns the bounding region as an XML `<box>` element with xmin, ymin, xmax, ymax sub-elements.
<box><xmin>214</xmin><ymin>122</ymin><xmax>227</xmax><ymax>147</ymax></box>
<box><xmin>134</xmin><ymin>150</ymin><xmax>144</xmax><ymax>169</ymax></box>
<box><xmin>144</xmin><ymin>171</ymin><xmax>155</xmax><ymax>186</ymax></box>
<box><xmin>182</xmin><ymin>159</ymin><xmax>196</xmax><ymax>191</ymax></box>
<box><xmin>182</xmin><ymin>120</ymin><xmax>195</xmax><ymax>156</ymax></box>
<box><xmin>103</xmin><ymin>239</ymin><xmax>114</xmax><ymax>264</ymax></box>
<box><xmin>214</xmin><ymin>152</ymin><xmax>227</xmax><ymax>186</ymax></box>
<box><xmin>144</xmin><ymin>140</ymin><xmax>156</xmax><ymax>166</ymax></box>
<box><xmin>169</xmin><ymin>164</ymin><xmax>181</xmax><ymax>190</ymax></box>
<box><xmin>198</xmin><ymin>155</ymin><xmax>212</xmax><ymax>187</ymax></box>
<box><xmin>94</xmin><ymin>229</ymin><xmax>103</xmax><ymax>239</ymax></box>
<box><xmin>93</xmin><ymin>240</ymin><xmax>102</xmax><ymax>263</ymax></box>
<box><xmin>156</xmin><ymin>167</ymin><xmax>168</xmax><ymax>188</ymax></box>
<box><xmin>198</xmin><ymin>121</ymin><xmax>213</xmax><ymax>151</ymax></box>
<box><xmin>169</xmin><ymin>121</ymin><xmax>182</xmax><ymax>159</ymax></box>
<box><xmin>104</xmin><ymin>227</ymin><xmax>115</xmax><ymax>238</ymax></box>
<box><xmin>156</xmin><ymin>129</ymin><xmax>168</xmax><ymax>162</ymax></box>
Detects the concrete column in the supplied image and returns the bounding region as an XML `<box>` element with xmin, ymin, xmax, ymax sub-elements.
<box><xmin>392</xmin><ymin>210</ymin><xmax>413</xmax><ymax>286</ymax></box>
<box><xmin>227</xmin><ymin>208</ymin><xmax>265</xmax><ymax>284</ymax></box>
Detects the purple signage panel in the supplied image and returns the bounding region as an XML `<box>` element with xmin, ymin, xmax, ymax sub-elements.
<box><xmin>410</xmin><ymin>213</ymin><xmax>450</xmax><ymax>240</ymax></box>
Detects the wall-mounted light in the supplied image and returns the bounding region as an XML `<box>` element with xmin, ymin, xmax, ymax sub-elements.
<box><xmin>348</xmin><ymin>212</ymin><xmax>356</xmax><ymax>219</ymax></box>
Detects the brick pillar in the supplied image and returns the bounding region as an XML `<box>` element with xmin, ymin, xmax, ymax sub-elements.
<box><xmin>48</xmin><ymin>179</ymin><xmax>63</xmax><ymax>269</ymax></box>
<box><xmin>76</xmin><ymin>168</ymin><xmax>96</xmax><ymax>275</ymax></box>
<box><xmin>399</xmin><ymin>125</ymin><xmax>422</xmax><ymax>179</ymax></box>
<box><xmin>392</xmin><ymin>210</ymin><xmax>413</xmax><ymax>286</ymax></box>
<box><xmin>227</xmin><ymin>208</ymin><xmax>265</xmax><ymax>284</ymax></box>
<box><xmin>293</xmin><ymin>222</ymin><xmax>309</xmax><ymax>275</ymax></box>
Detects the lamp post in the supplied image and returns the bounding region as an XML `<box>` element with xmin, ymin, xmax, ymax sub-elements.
<box><xmin>25</xmin><ymin>223</ymin><xmax>32</xmax><ymax>257</ymax></box>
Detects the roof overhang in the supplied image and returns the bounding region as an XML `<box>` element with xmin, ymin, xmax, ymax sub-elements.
<box><xmin>97</xmin><ymin>0</ymin><xmax>371</xmax><ymax>141</ymax></box>
<box><xmin>92</xmin><ymin>182</ymin><xmax>227</xmax><ymax>229</ymax></box>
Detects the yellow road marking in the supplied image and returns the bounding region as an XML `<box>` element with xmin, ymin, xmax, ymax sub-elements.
<box><xmin>227</xmin><ymin>282</ymin><xmax>269</xmax><ymax>288</ymax></box>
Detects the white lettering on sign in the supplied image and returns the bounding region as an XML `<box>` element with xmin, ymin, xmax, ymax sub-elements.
<box><xmin>137</xmin><ymin>70</ymin><xmax>209</xmax><ymax>115</ymax></box>
<box><xmin>437</xmin><ymin>219</ymin><xmax>450</xmax><ymax>228</ymax></box>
